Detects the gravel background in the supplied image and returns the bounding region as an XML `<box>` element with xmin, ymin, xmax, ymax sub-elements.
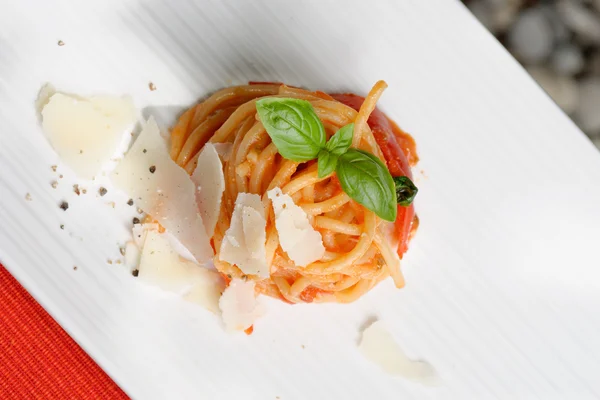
<box><xmin>464</xmin><ymin>0</ymin><xmax>600</xmax><ymax>149</ymax></box>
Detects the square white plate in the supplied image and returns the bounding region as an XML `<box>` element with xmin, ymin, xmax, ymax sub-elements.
<box><xmin>2</xmin><ymin>1</ymin><xmax>600</xmax><ymax>399</ymax></box>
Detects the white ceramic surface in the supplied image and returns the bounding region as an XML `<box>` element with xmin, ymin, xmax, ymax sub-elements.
<box><xmin>2</xmin><ymin>1</ymin><xmax>600</xmax><ymax>399</ymax></box>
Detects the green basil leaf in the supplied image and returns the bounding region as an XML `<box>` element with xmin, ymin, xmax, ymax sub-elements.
<box><xmin>325</xmin><ymin>123</ymin><xmax>354</xmax><ymax>156</ymax></box>
<box><xmin>393</xmin><ymin>176</ymin><xmax>418</xmax><ymax>206</ymax></box>
<box><xmin>317</xmin><ymin>149</ymin><xmax>338</xmax><ymax>178</ymax></box>
<box><xmin>336</xmin><ymin>149</ymin><xmax>397</xmax><ymax>222</ymax></box>
<box><xmin>256</xmin><ymin>98</ymin><xmax>326</xmax><ymax>162</ymax></box>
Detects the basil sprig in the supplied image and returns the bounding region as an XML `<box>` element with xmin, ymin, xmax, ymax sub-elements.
<box><xmin>337</xmin><ymin>149</ymin><xmax>397</xmax><ymax>221</ymax></box>
<box><xmin>255</xmin><ymin>98</ymin><xmax>325</xmax><ymax>161</ymax></box>
<box><xmin>256</xmin><ymin>97</ymin><xmax>417</xmax><ymax>222</ymax></box>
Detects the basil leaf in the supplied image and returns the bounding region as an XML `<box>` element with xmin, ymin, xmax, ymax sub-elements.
<box><xmin>325</xmin><ymin>123</ymin><xmax>354</xmax><ymax>156</ymax></box>
<box><xmin>256</xmin><ymin>98</ymin><xmax>326</xmax><ymax>162</ymax></box>
<box><xmin>336</xmin><ymin>149</ymin><xmax>397</xmax><ymax>222</ymax></box>
<box><xmin>393</xmin><ymin>176</ymin><xmax>418</xmax><ymax>206</ymax></box>
<box><xmin>317</xmin><ymin>149</ymin><xmax>338</xmax><ymax>178</ymax></box>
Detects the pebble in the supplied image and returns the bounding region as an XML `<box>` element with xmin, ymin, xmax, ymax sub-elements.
<box><xmin>575</xmin><ymin>78</ymin><xmax>600</xmax><ymax>134</ymax></box>
<box><xmin>540</xmin><ymin>6</ymin><xmax>571</xmax><ymax>42</ymax></box>
<box><xmin>508</xmin><ymin>8</ymin><xmax>554</xmax><ymax>64</ymax></box>
<box><xmin>528</xmin><ymin>67</ymin><xmax>579</xmax><ymax>115</ymax></box>
<box><xmin>557</xmin><ymin>1</ymin><xmax>600</xmax><ymax>44</ymax></box>
<box><xmin>551</xmin><ymin>44</ymin><xmax>584</xmax><ymax>75</ymax></box>
<box><xmin>469</xmin><ymin>1</ymin><xmax>496</xmax><ymax>32</ymax></box>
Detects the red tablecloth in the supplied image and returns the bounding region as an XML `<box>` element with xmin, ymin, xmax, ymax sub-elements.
<box><xmin>0</xmin><ymin>265</ymin><xmax>128</xmax><ymax>399</ymax></box>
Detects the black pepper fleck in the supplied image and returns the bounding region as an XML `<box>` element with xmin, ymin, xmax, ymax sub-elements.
<box><xmin>127</xmin><ymin>199</ymin><xmax>134</xmax><ymax>206</ymax></box>
<box><xmin>149</xmin><ymin>165</ymin><xmax>156</xmax><ymax>173</ymax></box>
<box><xmin>132</xmin><ymin>217</ymin><xmax>140</xmax><ymax>225</ymax></box>
<box><xmin>59</xmin><ymin>201</ymin><xmax>69</xmax><ymax>211</ymax></box>
<box><xmin>60</xmin><ymin>224</ymin><xmax>64</xmax><ymax>230</ymax></box>
<box><xmin>73</xmin><ymin>184</ymin><xmax>80</xmax><ymax>195</ymax></box>
<box><xmin>73</xmin><ymin>266</ymin><xmax>77</xmax><ymax>270</ymax></box>
<box><xmin>143</xmin><ymin>149</ymin><xmax>147</xmax><ymax>153</ymax></box>
<box><xmin>132</xmin><ymin>269</ymin><xmax>139</xmax><ymax>277</ymax></box>
<box><xmin>98</xmin><ymin>187</ymin><xmax>107</xmax><ymax>196</ymax></box>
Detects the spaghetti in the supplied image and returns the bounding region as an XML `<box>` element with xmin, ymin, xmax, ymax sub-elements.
<box><xmin>170</xmin><ymin>81</ymin><xmax>418</xmax><ymax>304</ymax></box>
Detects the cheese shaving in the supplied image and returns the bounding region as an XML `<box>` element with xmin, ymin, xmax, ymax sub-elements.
<box><xmin>219</xmin><ymin>278</ymin><xmax>263</xmax><ymax>331</ymax></box>
<box><xmin>191</xmin><ymin>143</ymin><xmax>225</xmax><ymax>237</ymax></box>
<box><xmin>359</xmin><ymin>320</ymin><xmax>439</xmax><ymax>385</ymax></box>
<box><xmin>138</xmin><ymin>230</ymin><xmax>224</xmax><ymax>312</ymax></box>
<box><xmin>219</xmin><ymin>193</ymin><xmax>268</xmax><ymax>277</ymax></box>
<box><xmin>267</xmin><ymin>187</ymin><xmax>325</xmax><ymax>266</ymax></box>
<box><xmin>110</xmin><ymin>117</ymin><xmax>213</xmax><ymax>263</ymax></box>
<box><xmin>212</xmin><ymin>143</ymin><xmax>233</xmax><ymax>161</ymax></box>
<box><xmin>41</xmin><ymin>91</ymin><xmax>136</xmax><ymax>180</ymax></box>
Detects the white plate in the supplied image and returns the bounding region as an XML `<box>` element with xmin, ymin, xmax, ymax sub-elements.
<box><xmin>2</xmin><ymin>1</ymin><xmax>600</xmax><ymax>399</ymax></box>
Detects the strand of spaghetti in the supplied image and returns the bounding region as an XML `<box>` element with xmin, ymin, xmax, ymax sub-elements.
<box><xmin>210</xmin><ymin>100</ymin><xmax>261</xmax><ymax>143</ymax></box>
<box><xmin>171</xmin><ymin>84</ymin><xmax>278</xmax><ymax>158</ymax></box>
<box><xmin>289</xmin><ymin>276</ymin><xmax>312</xmax><ymax>297</ymax></box>
<box><xmin>265</xmin><ymin>228</ymin><xmax>280</xmax><ymax>273</ymax></box>
<box><xmin>190</xmin><ymin>84</ymin><xmax>280</xmax><ymax>131</ymax></box>
<box><xmin>314</xmin><ymin>216</ymin><xmax>362</xmax><ymax>236</ymax></box>
<box><xmin>249</xmin><ymin>143</ymin><xmax>278</xmax><ymax>194</ymax></box>
<box><xmin>266</xmin><ymin>159</ymin><xmax>299</xmax><ymax>191</ymax></box>
<box><xmin>314</xmin><ymin>275</ymin><xmax>361</xmax><ymax>292</ymax></box>
<box><xmin>322</xmin><ymin>230</ymin><xmax>337</xmax><ymax>249</ymax></box>
<box><xmin>234</xmin><ymin>122</ymin><xmax>266</xmax><ymax>167</ymax></box>
<box><xmin>353</xmin><ymin>80</ymin><xmax>388</xmax><ymax>148</ymax></box>
<box><xmin>374</xmin><ymin>231</ymin><xmax>405</xmax><ymax>288</ymax></box>
<box><xmin>272</xmin><ymin>276</ymin><xmax>293</xmax><ymax>301</ymax></box>
<box><xmin>305</xmin><ymin>211</ymin><xmax>376</xmax><ymax>274</ymax></box>
<box><xmin>281</xmin><ymin>168</ymin><xmax>324</xmax><ymax>196</ymax></box>
<box><xmin>225</xmin><ymin>117</ymin><xmax>254</xmax><ymax>211</ymax></box>
<box><xmin>176</xmin><ymin>107</ymin><xmax>235</xmax><ymax>166</ymax></box>
<box><xmin>278</xmin><ymin>85</ymin><xmax>324</xmax><ymax>100</ymax></box>
<box><xmin>301</xmin><ymin>192</ymin><xmax>350</xmax><ymax>215</ymax></box>
<box><xmin>320</xmin><ymin>251</ymin><xmax>342</xmax><ymax>262</ymax></box>
<box><xmin>312</xmin><ymin>100</ymin><xmax>358</xmax><ymax>122</ymax></box>
<box><xmin>334</xmin><ymin>279</ymin><xmax>371</xmax><ymax>303</ymax></box>
<box><xmin>301</xmin><ymin>185</ymin><xmax>314</xmax><ymax>204</ymax></box>
<box><xmin>170</xmin><ymin>107</ymin><xmax>196</xmax><ymax>160</ymax></box>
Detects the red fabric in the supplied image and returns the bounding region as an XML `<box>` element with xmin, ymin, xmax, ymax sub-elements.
<box><xmin>0</xmin><ymin>265</ymin><xmax>128</xmax><ymax>399</ymax></box>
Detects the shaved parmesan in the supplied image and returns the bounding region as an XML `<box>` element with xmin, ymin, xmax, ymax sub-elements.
<box><xmin>219</xmin><ymin>193</ymin><xmax>268</xmax><ymax>277</ymax></box>
<box><xmin>138</xmin><ymin>230</ymin><xmax>224</xmax><ymax>313</ymax></box>
<box><xmin>132</xmin><ymin>222</ymin><xmax>159</xmax><ymax>248</ymax></box>
<box><xmin>359</xmin><ymin>320</ymin><xmax>439</xmax><ymax>385</ymax></box>
<box><xmin>212</xmin><ymin>143</ymin><xmax>233</xmax><ymax>161</ymax></box>
<box><xmin>182</xmin><ymin>270</ymin><xmax>225</xmax><ymax>314</ymax></box>
<box><xmin>41</xmin><ymin>92</ymin><xmax>136</xmax><ymax>180</ymax></box>
<box><xmin>219</xmin><ymin>278</ymin><xmax>263</xmax><ymax>331</ymax></box>
<box><xmin>192</xmin><ymin>143</ymin><xmax>225</xmax><ymax>237</ymax></box>
<box><xmin>110</xmin><ymin>117</ymin><xmax>213</xmax><ymax>263</ymax></box>
<box><xmin>267</xmin><ymin>187</ymin><xmax>325</xmax><ymax>266</ymax></box>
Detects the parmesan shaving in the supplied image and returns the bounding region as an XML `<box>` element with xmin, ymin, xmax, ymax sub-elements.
<box><xmin>219</xmin><ymin>193</ymin><xmax>268</xmax><ymax>277</ymax></box>
<box><xmin>267</xmin><ymin>187</ymin><xmax>325</xmax><ymax>266</ymax></box>
<box><xmin>359</xmin><ymin>320</ymin><xmax>439</xmax><ymax>385</ymax></box>
<box><xmin>110</xmin><ymin>117</ymin><xmax>213</xmax><ymax>263</ymax></box>
<box><xmin>138</xmin><ymin>230</ymin><xmax>224</xmax><ymax>312</ymax></box>
<box><xmin>191</xmin><ymin>143</ymin><xmax>225</xmax><ymax>237</ymax></box>
<box><xmin>41</xmin><ymin>92</ymin><xmax>136</xmax><ymax>180</ymax></box>
<box><xmin>219</xmin><ymin>278</ymin><xmax>263</xmax><ymax>331</ymax></box>
<box><xmin>212</xmin><ymin>143</ymin><xmax>233</xmax><ymax>161</ymax></box>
